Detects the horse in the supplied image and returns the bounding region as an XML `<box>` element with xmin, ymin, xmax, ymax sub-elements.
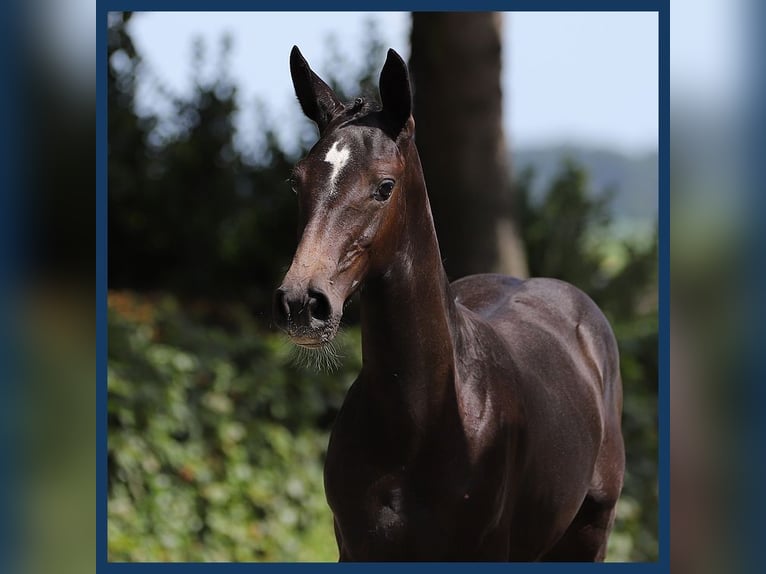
<box><xmin>274</xmin><ymin>46</ymin><xmax>625</xmax><ymax>562</ymax></box>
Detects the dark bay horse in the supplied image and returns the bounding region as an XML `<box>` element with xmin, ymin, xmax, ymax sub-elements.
<box><xmin>274</xmin><ymin>46</ymin><xmax>625</xmax><ymax>562</ymax></box>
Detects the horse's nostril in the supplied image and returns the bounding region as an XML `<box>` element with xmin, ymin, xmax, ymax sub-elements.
<box><xmin>307</xmin><ymin>287</ymin><xmax>331</xmax><ymax>323</ymax></box>
<box><xmin>273</xmin><ymin>288</ymin><xmax>291</xmax><ymax>326</ymax></box>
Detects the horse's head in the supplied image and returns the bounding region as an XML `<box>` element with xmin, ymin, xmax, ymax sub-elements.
<box><xmin>274</xmin><ymin>46</ymin><xmax>414</xmax><ymax>348</ymax></box>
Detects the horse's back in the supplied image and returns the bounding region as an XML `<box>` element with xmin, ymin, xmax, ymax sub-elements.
<box><xmin>453</xmin><ymin>273</ymin><xmax>610</xmax><ymax>337</ymax></box>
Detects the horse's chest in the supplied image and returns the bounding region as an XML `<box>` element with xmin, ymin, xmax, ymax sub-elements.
<box><xmin>326</xmin><ymin>459</ymin><xmax>466</xmax><ymax>560</ymax></box>
<box><xmin>324</xmin><ymin>425</ymin><xmax>507</xmax><ymax>559</ymax></box>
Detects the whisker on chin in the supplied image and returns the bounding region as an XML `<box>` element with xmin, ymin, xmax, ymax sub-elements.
<box><xmin>289</xmin><ymin>337</ymin><xmax>344</xmax><ymax>372</ymax></box>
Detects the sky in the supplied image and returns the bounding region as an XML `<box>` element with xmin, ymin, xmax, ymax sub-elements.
<box><xmin>126</xmin><ymin>11</ymin><xmax>659</xmax><ymax>155</ymax></box>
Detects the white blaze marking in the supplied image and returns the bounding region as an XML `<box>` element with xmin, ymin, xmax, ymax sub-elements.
<box><xmin>324</xmin><ymin>141</ymin><xmax>350</xmax><ymax>196</ymax></box>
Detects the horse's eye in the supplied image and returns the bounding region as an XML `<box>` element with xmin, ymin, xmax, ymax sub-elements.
<box><xmin>373</xmin><ymin>179</ymin><xmax>395</xmax><ymax>202</ymax></box>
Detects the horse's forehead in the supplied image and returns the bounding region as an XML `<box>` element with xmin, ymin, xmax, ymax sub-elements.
<box><xmin>303</xmin><ymin>128</ymin><xmax>397</xmax><ymax>197</ymax></box>
<box><xmin>314</xmin><ymin>127</ymin><xmax>396</xmax><ymax>165</ymax></box>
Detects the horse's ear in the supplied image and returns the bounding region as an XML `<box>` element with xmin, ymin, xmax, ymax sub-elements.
<box><xmin>290</xmin><ymin>46</ymin><xmax>342</xmax><ymax>133</ymax></box>
<box><xmin>379</xmin><ymin>49</ymin><xmax>413</xmax><ymax>139</ymax></box>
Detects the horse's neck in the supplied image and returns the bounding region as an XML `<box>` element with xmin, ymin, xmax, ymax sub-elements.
<box><xmin>359</xmin><ymin>145</ymin><xmax>460</xmax><ymax>433</ymax></box>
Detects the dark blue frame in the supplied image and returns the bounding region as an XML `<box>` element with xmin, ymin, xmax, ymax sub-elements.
<box><xmin>97</xmin><ymin>2</ymin><xmax>669</xmax><ymax>571</ymax></box>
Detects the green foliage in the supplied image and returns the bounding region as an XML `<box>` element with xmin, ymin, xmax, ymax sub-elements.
<box><xmin>109</xmin><ymin>11</ymin><xmax>299</xmax><ymax>303</ymax></box>
<box><xmin>108</xmin><ymin>292</ymin><xmax>362</xmax><ymax>561</ymax></box>
<box><xmin>517</xmin><ymin>160</ymin><xmax>658</xmax><ymax>321</ymax></box>
<box><xmin>516</xmin><ymin>161</ymin><xmax>658</xmax><ymax>561</ymax></box>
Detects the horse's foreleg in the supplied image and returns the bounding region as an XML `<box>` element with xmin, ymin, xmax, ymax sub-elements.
<box><xmin>333</xmin><ymin>518</ymin><xmax>351</xmax><ymax>562</ymax></box>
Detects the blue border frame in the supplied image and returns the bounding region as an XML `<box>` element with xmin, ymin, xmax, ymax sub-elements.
<box><xmin>97</xmin><ymin>1</ymin><xmax>669</xmax><ymax>572</ymax></box>
<box><xmin>104</xmin><ymin>1</ymin><xmax>663</xmax><ymax>11</ymax></box>
<box><xmin>657</xmin><ymin>2</ymin><xmax>669</xmax><ymax>569</ymax></box>
<box><xmin>97</xmin><ymin>5</ymin><xmax>109</xmax><ymax>572</ymax></box>
<box><xmin>0</xmin><ymin>1</ymin><xmax>22</xmax><ymax>572</ymax></box>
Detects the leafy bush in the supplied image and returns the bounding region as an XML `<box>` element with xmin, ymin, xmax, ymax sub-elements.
<box><xmin>107</xmin><ymin>292</ymin><xmax>362</xmax><ymax>561</ymax></box>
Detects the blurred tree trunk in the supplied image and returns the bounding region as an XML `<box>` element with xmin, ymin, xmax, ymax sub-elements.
<box><xmin>410</xmin><ymin>12</ymin><xmax>528</xmax><ymax>279</ymax></box>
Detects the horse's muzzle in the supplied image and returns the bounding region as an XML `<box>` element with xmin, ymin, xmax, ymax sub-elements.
<box><xmin>273</xmin><ymin>284</ymin><xmax>334</xmax><ymax>342</ymax></box>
